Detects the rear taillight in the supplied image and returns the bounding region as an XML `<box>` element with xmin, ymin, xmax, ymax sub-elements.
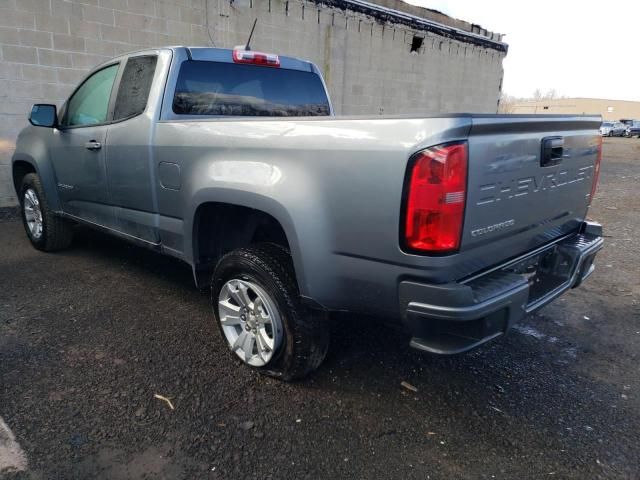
<box><xmin>232</xmin><ymin>49</ymin><xmax>280</xmax><ymax>67</ymax></box>
<box><xmin>589</xmin><ymin>135</ymin><xmax>602</xmax><ymax>205</ymax></box>
<box><xmin>402</xmin><ymin>142</ymin><xmax>468</xmax><ymax>253</ymax></box>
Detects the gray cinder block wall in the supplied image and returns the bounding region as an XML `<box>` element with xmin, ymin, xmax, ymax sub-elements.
<box><xmin>0</xmin><ymin>0</ymin><xmax>506</xmax><ymax>207</ymax></box>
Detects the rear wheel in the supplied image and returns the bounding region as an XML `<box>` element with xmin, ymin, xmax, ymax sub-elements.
<box><xmin>217</xmin><ymin>278</ymin><xmax>284</xmax><ymax>367</ymax></box>
<box><xmin>211</xmin><ymin>244</ymin><xmax>329</xmax><ymax>381</ymax></box>
<box><xmin>19</xmin><ymin>173</ymin><xmax>73</xmax><ymax>251</ymax></box>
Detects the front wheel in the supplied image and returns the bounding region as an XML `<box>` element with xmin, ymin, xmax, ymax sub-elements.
<box><xmin>211</xmin><ymin>244</ymin><xmax>329</xmax><ymax>381</ymax></box>
<box><xmin>19</xmin><ymin>173</ymin><xmax>73</xmax><ymax>251</ymax></box>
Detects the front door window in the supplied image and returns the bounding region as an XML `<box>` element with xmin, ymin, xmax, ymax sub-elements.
<box><xmin>62</xmin><ymin>64</ymin><xmax>119</xmax><ymax>127</ymax></box>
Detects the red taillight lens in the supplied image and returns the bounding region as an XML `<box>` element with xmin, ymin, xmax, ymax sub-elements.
<box><xmin>589</xmin><ymin>135</ymin><xmax>602</xmax><ymax>205</ymax></box>
<box><xmin>403</xmin><ymin>142</ymin><xmax>468</xmax><ymax>253</ymax></box>
<box><xmin>232</xmin><ymin>49</ymin><xmax>280</xmax><ymax>67</ymax></box>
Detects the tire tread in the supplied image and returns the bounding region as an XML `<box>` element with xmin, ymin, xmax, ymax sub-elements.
<box><xmin>20</xmin><ymin>173</ymin><xmax>73</xmax><ymax>251</ymax></box>
<box><xmin>213</xmin><ymin>243</ymin><xmax>329</xmax><ymax>381</ymax></box>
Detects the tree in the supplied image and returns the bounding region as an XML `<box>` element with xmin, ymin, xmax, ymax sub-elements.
<box><xmin>532</xmin><ymin>88</ymin><xmax>558</xmax><ymax>101</ymax></box>
<box><xmin>497</xmin><ymin>89</ymin><xmax>566</xmax><ymax>114</ymax></box>
<box><xmin>498</xmin><ymin>93</ymin><xmax>518</xmax><ymax>113</ymax></box>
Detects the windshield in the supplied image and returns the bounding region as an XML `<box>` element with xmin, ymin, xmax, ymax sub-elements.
<box><xmin>602</xmin><ymin>122</ymin><xmax>613</xmax><ymax>127</ymax></box>
<box><xmin>172</xmin><ymin>61</ymin><xmax>331</xmax><ymax>117</ymax></box>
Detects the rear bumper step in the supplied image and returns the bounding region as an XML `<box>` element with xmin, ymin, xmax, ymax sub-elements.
<box><xmin>400</xmin><ymin>222</ymin><xmax>603</xmax><ymax>355</ymax></box>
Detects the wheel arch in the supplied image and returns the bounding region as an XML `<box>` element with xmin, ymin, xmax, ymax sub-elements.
<box><xmin>12</xmin><ymin>159</ymin><xmax>38</xmax><ymax>195</ymax></box>
<box><xmin>12</xmin><ymin>134</ymin><xmax>62</xmax><ymax>212</ymax></box>
<box><xmin>188</xmin><ymin>192</ymin><xmax>307</xmax><ymax>295</ymax></box>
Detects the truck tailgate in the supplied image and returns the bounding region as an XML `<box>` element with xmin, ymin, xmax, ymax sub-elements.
<box><xmin>461</xmin><ymin>115</ymin><xmax>601</xmax><ymax>265</ymax></box>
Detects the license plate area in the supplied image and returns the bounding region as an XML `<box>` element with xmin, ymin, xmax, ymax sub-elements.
<box><xmin>501</xmin><ymin>245</ymin><xmax>575</xmax><ymax>310</ymax></box>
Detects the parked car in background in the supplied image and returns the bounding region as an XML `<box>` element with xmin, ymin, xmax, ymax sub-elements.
<box><xmin>600</xmin><ymin>121</ymin><xmax>626</xmax><ymax>136</ymax></box>
<box><xmin>624</xmin><ymin>121</ymin><xmax>640</xmax><ymax>137</ymax></box>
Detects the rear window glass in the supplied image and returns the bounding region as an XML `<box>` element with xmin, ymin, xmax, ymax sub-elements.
<box><xmin>172</xmin><ymin>61</ymin><xmax>330</xmax><ymax>117</ymax></box>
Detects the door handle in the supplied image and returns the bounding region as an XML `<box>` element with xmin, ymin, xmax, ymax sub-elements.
<box><xmin>540</xmin><ymin>136</ymin><xmax>564</xmax><ymax>167</ymax></box>
<box><xmin>85</xmin><ymin>140</ymin><xmax>102</xmax><ymax>151</ymax></box>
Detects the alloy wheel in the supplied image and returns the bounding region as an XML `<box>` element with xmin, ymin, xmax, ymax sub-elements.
<box><xmin>217</xmin><ymin>279</ymin><xmax>284</xmax><ymax>367</ymax></box>
<box><xmin>23</xmin><ymin>189</ymin><xmax>43</xmax><ymax>240</ymax></box>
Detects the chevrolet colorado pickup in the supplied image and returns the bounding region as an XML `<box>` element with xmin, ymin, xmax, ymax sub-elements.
<box><xmin>12</xmin><ymin>46</ymin><xmax>604</xmax><ymax>380</ymax></box>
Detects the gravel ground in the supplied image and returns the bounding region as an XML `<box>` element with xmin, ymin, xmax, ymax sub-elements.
<box><xmin>1</xmin><ymin>138</ymin><xmax>639</xmax><ymax>479</ymax></box>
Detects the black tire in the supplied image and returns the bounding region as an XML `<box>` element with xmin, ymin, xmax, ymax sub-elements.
<box><xmin>211</xmin><ymin>243</ymin><xmax>329</xmax><ymax>381</ymax></box>
<box><xmin>19</xmin><ymin>173</ymin><xmax>73</xmax><ymax>251</ymax></box>
<box><xmin>608</xmin><ymin>130</ymin><xmax>614</xmax><ymax>137</ymax></box>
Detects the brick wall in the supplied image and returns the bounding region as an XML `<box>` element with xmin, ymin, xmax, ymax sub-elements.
<box><xmin>0</xmin><ymin>0</ymin><xmax>506</xmax><ymax>207</ymax></box>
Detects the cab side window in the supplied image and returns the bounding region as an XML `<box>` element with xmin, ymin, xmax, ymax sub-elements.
<box><xmin>62</xmin><ymin>64</ymin><xmax>119</xmax><ymax>127</ymax></box>
<box><xmin>113</xmin><ymin>55</ymin><xmax>158</xmax><ymax>121</ymax></box>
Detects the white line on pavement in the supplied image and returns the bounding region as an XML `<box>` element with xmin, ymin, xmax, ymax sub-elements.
<box><xmin>0</xmin><ymin>416</ymin><xmax>28</xmax><ymax>473</ymax></box>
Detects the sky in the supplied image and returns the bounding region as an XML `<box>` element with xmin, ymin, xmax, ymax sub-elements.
<box><xmin>405</xmin><ymin>0</ymin><xmax>640</xmax><ymax>101</ymax></box>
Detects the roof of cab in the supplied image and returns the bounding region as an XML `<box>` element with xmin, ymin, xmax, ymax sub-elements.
<box><xmin>104</xmin><ymin>46</ymin><xmax>317</xmax><ymax>73</ymax></box>
<box><xmin>184</xmin><ymin>46</ymin><xmax>318</xmax><ymax>73</ymax></box>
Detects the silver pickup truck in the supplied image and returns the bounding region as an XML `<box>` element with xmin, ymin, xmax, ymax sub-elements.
<box><xmin>12</xmin><ymin>46</ymin><xmax>604</xmax><ymax>381</ymax></box>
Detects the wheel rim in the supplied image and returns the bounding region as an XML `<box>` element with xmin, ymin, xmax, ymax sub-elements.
<box><xmin>23</xmin><ymin>189</ymin><xmax>43</xmax><ymax>240</ymax></box>
<box><xmin>217</xmin><ymin>279</ymin><xmax>283</xmax><ymax>367</ymax></box>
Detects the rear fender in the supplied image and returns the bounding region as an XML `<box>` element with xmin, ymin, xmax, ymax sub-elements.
<box><xmin>187</xmin><ymin>188</ymin><xmax>309</xmax><ymax>296</ymax></box>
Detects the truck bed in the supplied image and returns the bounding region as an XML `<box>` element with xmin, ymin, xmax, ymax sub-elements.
<box><xmin>153</xmin><ymin>114</ymin><xmax>601</xmax><ymax>317</ymax></box>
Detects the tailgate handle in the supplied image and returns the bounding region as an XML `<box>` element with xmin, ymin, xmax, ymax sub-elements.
<box><xmin>541</xmin><ymin>136</ymin><xmax>564</xmax><ymax>167</ymax></box>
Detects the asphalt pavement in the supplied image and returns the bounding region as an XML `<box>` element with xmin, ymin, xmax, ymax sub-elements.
<box><xmin>1</xmin><ymin>137</ymin><xmax>639</xmax><ymax>479</ymax></box>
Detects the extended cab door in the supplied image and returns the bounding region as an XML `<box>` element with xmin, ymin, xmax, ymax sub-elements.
<box><xmin>104</xmin><ymin>55</ymin><xmax>160</xmax><ymax>244</ymax></box>
<box><xmin>50</xmin><ymin>63</ymin><xmax>120</xmax><ymax>226</ymax></box>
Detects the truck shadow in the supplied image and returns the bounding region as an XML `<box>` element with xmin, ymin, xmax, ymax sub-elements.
<box><xmin>69</xmin><ymin>225</ymin><xmax>621</xmax><ymax>410</ymax></box>
<box><xmin>62</xmin><ymin>226</ymin><xmax>636</xmax><ymax>477</ymax></box>
<box><xmin>70</xmin><ymin>226</ymin><xmax>197</xmax><ymax>292</ymax></box>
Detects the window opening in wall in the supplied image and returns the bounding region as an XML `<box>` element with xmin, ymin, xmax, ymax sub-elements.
<box><xmin>410</xmin><ymin>35</ymin><xmax>424</xmax><ymax>53</ymax></box>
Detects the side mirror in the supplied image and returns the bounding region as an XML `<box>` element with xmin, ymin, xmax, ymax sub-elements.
<box><xmin>29</xmin><ymin>104</ymin><xmax>57</xmax><ymax>128</ymax></box>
